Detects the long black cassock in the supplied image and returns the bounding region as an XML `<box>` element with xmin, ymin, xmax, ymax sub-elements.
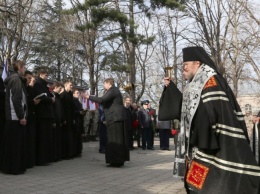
<box><xmin>159</xmin><ymin>74</ymin><xmax>260</xmax><ymax>193</ymax></box>
<box><xmin>252</xmin><ymin>123</ymin><xmax>260</xmax><ymax>166</ymax></box>
<box><xmin>89</xmin><ymin>85</ymin><xmax>129</xmax><ymax>165</ymax></box>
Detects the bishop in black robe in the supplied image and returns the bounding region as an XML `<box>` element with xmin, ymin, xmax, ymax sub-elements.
<box><xmin>159</xmin><ymin>46</ymin><xmax>260</xmax><ymax>194</ymax></box>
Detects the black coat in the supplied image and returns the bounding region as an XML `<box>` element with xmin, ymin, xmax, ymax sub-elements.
<box><xmin>33</xmin><ymin>77</ymin><xmax>54</xmax><ymax>120</ymax></box>
<box><xmin>73</xmin><ymin>97</ymin><xmax>84</xmax><ymax>133</ymax></box>
<box><xmin>26</xmin><ymin>85</ymin><xmax>36</xmax><ymax>122</ymax></box>
<box><xmin>4</xmin><ymin>73</ymin><xmax>28</xmax><ymax>120</ymax></box>
<box><xmin>124</xmin><ymin>106</ymin><xmax>132</xmax><ymax>131</ymax></box>
<box><xmin>0</xmin><ymin>78</ymin><xmax>5</xmax><ymax>119</ymax></box>
<box><xmin>252</xmin><ymin>123</ymin><xmax>260</xmax><ymax>166</ymax></box>
<box><xmin>60</xmin><ymin>90</ymin><xmax>74</xmax><ymax>125</ymax></box>
<box><xmin>52</xmin><ymin>92</ymin><xmax>64</xmax><ymax>124</ymax></box>
<box><xmin>89</xmin><ymin>85</ymin><xmax>126</xmax><ymax>125</ymax></box>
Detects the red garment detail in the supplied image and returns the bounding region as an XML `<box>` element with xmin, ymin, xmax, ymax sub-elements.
<box><xmin>132</xmin><ymin>119</ymin><xmax>139</xmax><ymax>128</ymax></box>
<box><xmin>203</xmin><ymin>76</ymin><xmax>217</xmax><ymax>90</ymax></box>
<box><xmin>186</xmin><ymin>160</ymin><xmax>209</xmax><ymax>190</ymax></box>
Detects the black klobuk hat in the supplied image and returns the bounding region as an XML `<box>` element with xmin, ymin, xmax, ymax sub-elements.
<box><xmin>182</xmin><ymin>46</ymin><xmax>219</xmax><ymax>73</ymax></box>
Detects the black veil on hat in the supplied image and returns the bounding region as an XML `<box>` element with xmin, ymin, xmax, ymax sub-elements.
<box><xmin>182</xmin><ymin>46</ymin><xmax>219</xmax><ymax>74</ymax></box>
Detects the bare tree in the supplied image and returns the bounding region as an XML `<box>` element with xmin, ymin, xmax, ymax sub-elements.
<box><xmin>0</xmin><ymin>0</ymin><xmax>34</xmax><ymax>64</ymax></box>
<box><xmin>184</xmin><ymin>0</ymin><xmax>260</xmax><ymax>96</ymax></box>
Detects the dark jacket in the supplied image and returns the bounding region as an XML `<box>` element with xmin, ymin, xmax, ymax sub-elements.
<box><xmin>73</xmin><ymin>97</ymin><xmax>84</xmax><ymax>133</ymax></box>
<box><xmin>73</xmin><ymin>97</ymin><xmax>83</xmax><ymax>115</ymax></box>
<box><xmin>138</xmin><ymin>108</ymin><xmax>151</xmax><ymax>128</ymax></box>
<box><xmin>33</xmin><ymin>77</ymin><xmax>54</xmax><ymax>120</ymax></box>
<box><xmin>98</xmin><ymin>104</ymin><xmax>105</xmax><ymax>122</ymax></box>
<box><xmin>60</xmin><ymin>90</ymin><xmax>74</xmax><ymax>125</ymax></box>
<box><xmin>26</xmin><ymin>85</ymin><xmax>36</xmax><ymax>121</ymax></box>
<box><xmin>0</xmin><ymin>78</ymin><xmax>6</xmax><ymax>119</ymax></box>
<box><xmin>124</xmin><ymin>106</ymin><xmax>133</xmax><ymax>131</ymax></box>
<box><xmin>52</xmin><ymin>92</ymin><xmax>64</xmax><ymax>124</ymax></box>
<box><xmin>89</xmin><ymin>85</ymin><xmax>126</xmax><ymax>125</ymax></box>
<box><xmin>4</xmin><ymin>72</ymin><xmax>27</xmax><ymax>120</ymax></box>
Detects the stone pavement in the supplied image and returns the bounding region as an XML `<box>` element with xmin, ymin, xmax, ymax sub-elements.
<box><xmin>0</xmin><ymin>138</ymin><xmax>186</xmax><ymax>194</ymax></box>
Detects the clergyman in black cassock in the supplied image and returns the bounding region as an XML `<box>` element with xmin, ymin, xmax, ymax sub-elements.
<box><xmin>60</xmin><ymin>81</ymin><xmax>75</xmax><ymax>159</ymax></box>
<box><xmin>24</xmin><ymin>71</ymin><xmax>37</xmax><ymax>168</ymax></box>
<box><xmin>33</xmin><ymin>69</ymin><xmax>55</xmax><ymax>165</ymax></box>
<box><xmin>86</xmin><ymin>78</ymin><xmax>129</xmax><ymax>167</ymax></box>
<box><xmin>52</xmin><ymin>82</ymin><xmax>64</xmax><ymax>162</ymax></box>
<box><xmin>1</xmin><ymin>60</ymin><xmax>27</xmax><ymax>175</ymax></box>
<box><xmin>252</xmin><ymin>111</ymin><xmax>260</xmax><ymax>166</ymax></box>
<box><xmin>0</xmin><ymin>77</ymin><xmax>6</xmax><ymax>163</ymax></box>
<box><xmin>73</xmin><ymin>89</ymin><xmax>85</xmax><ymax>157</ymax></box>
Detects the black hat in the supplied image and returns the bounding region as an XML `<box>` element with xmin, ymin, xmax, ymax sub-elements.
<box><xmin>182</xmin><ymin>46</ymin><xmax>219</xmax><ymax>73</ymax></box>
<box><xmin>141</xmin><ymin>100</ymin><xmax>149</xmax><ymax>105</ymax></box>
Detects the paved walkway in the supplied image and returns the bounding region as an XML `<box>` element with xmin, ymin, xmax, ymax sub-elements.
<box><xmin>0</xmin><ymin>138</ymin><xmax>186</xmax><ymax>194</ymax></box>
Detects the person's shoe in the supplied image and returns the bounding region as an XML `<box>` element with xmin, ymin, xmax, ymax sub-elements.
<box><xmin>82</xmin><ymin>135</ymin><xmax>90</xmax><ymax>142</ymax></box>
<box><xmin>129</xmin><ymin>147</ymin><xmax>136</xmax><ymax>150</ymax></box>
<box><xmin>91</xmin><ymin>136</ymin><xmax>98</xmax><ymax>141</ymax></box>
<box><xmin>99</xmin><ymin>149</ymin><xmax>105</xmax><ymax>154</ymax></box>
<box><xmin>107</xmin><ymin>163</ymin><xmax>124</xmax><ymax>167</ymax></box>
<box><xmin>142</xmin><ymin>147</ymin><xmax>146</xmax><ymax>150</ymax></box>
<box><xmin>147</xmin><ymin>147</ymin><xmax>154</xmax><ymax>150</ymax></box>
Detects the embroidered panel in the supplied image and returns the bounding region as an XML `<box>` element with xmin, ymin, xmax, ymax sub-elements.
<box><xmin>203</xmin><ymin>76</ymin><xmax>217</xmax><ymax>90</ymax></box>
<box><xmin>186</xmin><ymin>160</ymin><xmax>209</xmax><ymax>190</ymax></box>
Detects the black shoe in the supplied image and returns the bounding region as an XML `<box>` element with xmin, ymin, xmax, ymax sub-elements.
<box><xmin>99</xmin><ymin>149</ymin><xmax>105</xmax><ymax>154</ymax></box>
<box><xmin>90</xmin><ymin>136</ymin><xmax>98</xmax><ymax>141</ymax></box>
<box><xmin>147</xmin><ymin>148</ymin><xmax>154</xmax><ymax>150</ymax></box>
<box><xmin>82</xmin><ymin>138</ymin><xmax>90</xmax><ymax>142</ymax></box>
<box><xmin>107</xmin><ymin>163</ymin><xmax>124</xmax><ymax>167</ymax></box>
<box><xmin>142</xmin><ymin>147</ymin><xmax>146</xmax><ymax>150</ymax></box>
